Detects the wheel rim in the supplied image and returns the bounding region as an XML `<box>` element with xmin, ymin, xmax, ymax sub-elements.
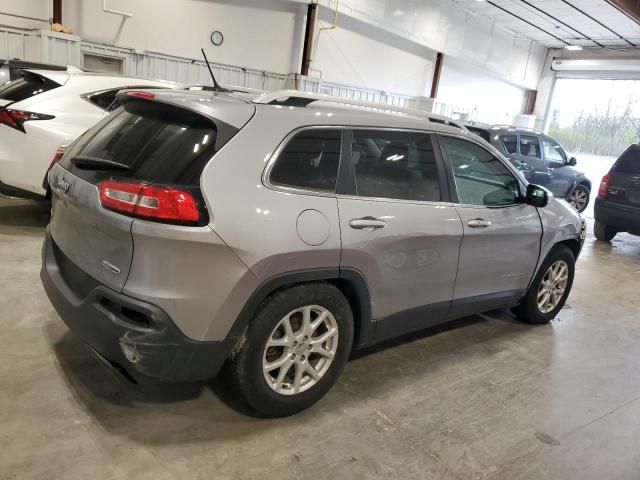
<box><xmin>537</xmin><ymin>260</ymin><xmax>569</xmax><ymax>314</ymax></box>
<box><xmin>568</xmin><ymin>187</ymin><xmax>588</xmax><ymax>211</ymax></box>
<box><xmin>262</xmin><ymin>305</ymin><xmax>339</xmax><ymax>395</ymax></box>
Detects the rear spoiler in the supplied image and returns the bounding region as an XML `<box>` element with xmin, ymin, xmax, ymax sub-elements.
<box><xmin>22</xmin><ymin>69</ymin><xmax>70</xmax><ymax>87</ymax></box>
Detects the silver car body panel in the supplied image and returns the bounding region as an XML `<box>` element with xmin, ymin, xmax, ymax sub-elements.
<box><xmin>46</xmin><ymin>90</ymin><xmax>584</xmax><ymax>344</ymax></box>
<box><xmin>48</xmin><ymin>164</ymin><xmax>135</xmax><ymax>292</ymax></box>
<box><xmin>337</xmin><ymin>195</ymin><xmax>462</xmax><ymax>319</ymax></box>
<box><xmin>453</xmin><ymin>203</ymin><xmax>542</xmax><ymax>299</ymax></box>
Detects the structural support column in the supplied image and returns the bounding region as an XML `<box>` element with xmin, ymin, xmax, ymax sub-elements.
<box><xmin>53</xmin><ymin>0</ymin><xmax>62</xmax><ymax>24</ymax></box>
<box><xmin>430</xmin><ymin>52</ymin><xmax>443</xmax><ymax>99</ymax></box>
<box><xmin>301</xmin><ymin>2</ymin><xmax>318</xmax><ymax>76</ymax></box>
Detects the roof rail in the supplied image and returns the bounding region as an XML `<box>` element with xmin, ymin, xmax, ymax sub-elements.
<box><xmin>252</xmin><ymin>90</ymin><xmax>465</xmax><ymax>130</ymax></box>
<box><xmin>180</xmin><ymin>83</ymin><xmax>264</xmax><ymax>94</ymax></box>
<box><xmin>490</xmin><ymin>124</ymin><xmax>543</xmax><ymax>135</ymax></box>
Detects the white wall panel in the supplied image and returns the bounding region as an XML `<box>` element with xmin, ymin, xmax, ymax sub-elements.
<box><xmin>63</xmin><ymin>0</ymin><xmax>300</xmax><ymax>74</ymax></box>
<box><xmin>438</xmin><ymin>56</ymin><xmax>527</xmax><ymax>125</ymax></box>
<box><xmin>0</xmin><ymin>0</ymin><xmax>51</xmax><ymax>30</ymax></box>
<box><xmin>311</xmin><ymin>9</ymin><xmax>435</xmax><ymax>96</ymax></box>
<box><xmin>310</xmin><ymin>0</ymin><xmax>547</xmax><ymax>90</ymax></box>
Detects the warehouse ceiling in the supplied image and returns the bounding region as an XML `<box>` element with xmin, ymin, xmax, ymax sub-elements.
<box><xmin>454</xmin><ymin>0</ymin><xmax>640</xmax><ymax>48</ymax></box>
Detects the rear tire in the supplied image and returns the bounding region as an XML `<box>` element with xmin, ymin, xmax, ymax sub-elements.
<box><xmin>230</xmin><ymin>282</ymin><xmax>353</xmax><ymax>417</ymax></box>
<box><xmin>594</xmin><ymin>220</ymin><xmax>617</xmax><ymax>242</ymax></box>
<box><xmin>512</xmin><ymin>245</ymin><xmax>575</xmax><ymax>324</ymax></box>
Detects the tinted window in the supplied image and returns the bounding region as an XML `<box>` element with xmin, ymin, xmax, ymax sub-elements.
<box><xmin>352</xmin><ymin>130</ymin><xmax>441</xmax><ymax>202</ymax></box>
<box><xmin>467</xmin><ymin>127</ymin><xmax>490</xmax><ymax>143</ymax></box>
<box><xmin>270</xmin><ymin>129</ymin><xmax>341</xmax><ymax>192</ymax></box>
<box><xmin>86</xmin><ymin>89</ymin><xmax>119</xmax><ymax>110</ymax></box>
<box><xmin>500</xmin><ymin>135</ymin><xmax>518</xmax><ymax>154</ymax></box>
<box><xmin>542</xmin><ymin>137</ymin><xmax>566</xmax><ymax>163</ymax></box>
<box><xmin>519</xmin><ymin>135</ymin><xmax>541</xmax><ymax>158</ymax></box>
<box><xmin>440</xmin><ymin>136</ymin><xmax>520</xmax><ymax>206</ymax></box>
<box><xmin>0</xmin><ymin>72</ymin><xmax>59</xmax><ymax>102</ymax></box>
<box><xmin>60</xmin><ymin>100</ymin><xmax>221</xmax><ymax>186</ymax></box>
<box><xmin>616</xmin><ymin>146</ymin><xmax>640</xmax><ymax>174</ymax></box>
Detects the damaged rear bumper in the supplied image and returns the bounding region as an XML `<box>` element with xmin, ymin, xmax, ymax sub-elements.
<box><xmin>41</xmin><ymin>230</ymin><xmax>235</xmax><ymax>383</ymax></box>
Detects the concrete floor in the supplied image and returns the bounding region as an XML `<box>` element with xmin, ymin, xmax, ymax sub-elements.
<box><xmin>2</xmin><ymin>178</ymin><xmax>640</xmax><ymax>479</ymax></box>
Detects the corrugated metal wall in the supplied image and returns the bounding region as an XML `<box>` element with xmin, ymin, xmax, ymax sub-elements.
<box><xmin>0</xmin><ymin>27</ymin><xmax>479</xmax><ymax>122</ymax></box>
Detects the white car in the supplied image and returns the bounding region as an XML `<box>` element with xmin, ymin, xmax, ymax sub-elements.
<box><xmin>0</xmin><ymin>67</ymin><xmax>175</xmax><ymax>200</ymax></box>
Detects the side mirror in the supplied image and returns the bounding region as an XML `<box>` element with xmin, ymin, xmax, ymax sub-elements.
<box><xmin>567</xmin><ymin>157</ymin><xmax>577</xmax><ymax>167</ymax></box>
<box><xmin>525</xmin><ymin>184</ymin><xmax>549</xmax><ymax>208</ymax></box>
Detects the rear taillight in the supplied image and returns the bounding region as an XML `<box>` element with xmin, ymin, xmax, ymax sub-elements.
<box><xmin>127</xmin><ymin>91</ymin><xmax>156</xmax><ymax>100</ymax></box>
<box><xmin>48</xmin><ymin>146</ymin><xmax>66</xmax><ymax>171</ymax></box>
<box><xmin>99</xmin><ymin>180</ymin><xmax>201</xmax><ymax>225</ymax></box>
<box><xmin>598</xmin><ymin>174</ymin><xmax>611</xmax><ymax>199</ymax></box>
<box><xmin>0</xmin><ymin>109</ymin><xmax>54</xmax><ymax>133</ymax></box>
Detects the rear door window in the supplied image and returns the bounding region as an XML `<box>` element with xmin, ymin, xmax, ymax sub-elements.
<box><xmin>519</xmin><ymin>135</ymin><xmax>541</xmax><ymax>159</ymax></box>
<box><xmin>500</xmin><ymin>135</ymin><xmax>518</xmax><ymax>154</ymax></box>
<box><xmin>351</xmin><ymin>129</ymin><xmax>442</xmax><ymax>202</ymax></box>
<box><xmin>0</xmin><ymin>72</ymin><xmax>60</xmax><ymax>103</ymax></box>
<box><xmin>60</xmin><ymin>100</ymin><xmax>222</xmax><ymax>187</ymax></box>
<box><xmin>269</xmin><ymin>129</ymin><xmax>342</xmax><ymax>192</ymax></box>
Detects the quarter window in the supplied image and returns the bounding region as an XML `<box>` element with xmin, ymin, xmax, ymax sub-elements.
<box><xmin>86</xmin><ymin>89</ymin><xmax>119</xmax><ymax>110</ymax></box>
<box><xmin>541</xmin><ymin>137</ymin><xmax>566</xmax><ymax>164</ymax></box>
<box><xmin>519</xmin><ymin>135</ymin><xmax>541</xmax><ymax>158</ymax></box>
<box><xmin>351</xmin><ymin>130</ymin><xmax>441</xmax><ymax>202</ymax></box>
<box><xmin>270</xmin><ymin>129</ymin><xmax>342</xmax><ymax>192</ymax></box>
<box><xmin>500</xmin><ymin>135</ymin><xmax>518</xmax><ymax>154</ymax></box>
<box><xmin>440</xmin><ymin>136</ymin><xmax>520</xmax><ymax>206</ymax></box>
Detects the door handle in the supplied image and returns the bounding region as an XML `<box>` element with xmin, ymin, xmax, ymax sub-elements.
<box><xmin>467</xmin><ymin>218</ymin><xmax>492</xmax><ymax>228</ymax></box>
<box><xmin>349</xmin><ymin>217</ymin><xmax>386</xmax><ymax>231</ymax></box>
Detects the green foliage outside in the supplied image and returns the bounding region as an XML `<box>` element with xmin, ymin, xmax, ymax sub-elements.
<box><xmin>548</xmin><ymin>99</ymin><xmax>640</xmax><ymax>156</ymax></box>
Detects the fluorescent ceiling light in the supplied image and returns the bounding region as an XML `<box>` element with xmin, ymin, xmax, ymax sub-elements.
<box><xmin>564</xmin><ymin>45</ymin><xmax>583</xmax><ymax>51</ymax></box>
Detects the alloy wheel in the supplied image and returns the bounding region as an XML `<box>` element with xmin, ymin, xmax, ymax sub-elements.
<box><xmin>568</xmin><ymin>187</ymin><xmax>589</xmax><ymax>212</ymax></box>
<box><xmin>262</xmin><ymin>305</ymin><xmax>339</xmax><ymax>395</ymax></box>
<box><xmin>537</xmin><ymin>260</ymin><xmax>569</xmax><ymax>314</ymax></box>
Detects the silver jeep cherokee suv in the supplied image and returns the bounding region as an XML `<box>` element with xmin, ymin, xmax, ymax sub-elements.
<box><xmin>41</xmin><ymin>89</ymin><xmax>586</xmax><ymax>417</ymax></box>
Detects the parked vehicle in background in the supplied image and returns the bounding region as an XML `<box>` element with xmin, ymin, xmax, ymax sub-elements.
<box><xmin>0</xmin><ymin>59</ymin><xmax>66</xmax><ymax>84</ymax></box>
<box><xmin>594</xmin><ymin>144</ymin><xmax>640</xmax><ymax>241</ymax></box>
<box><xmin>41</xmin><ymin>89</ymin><xmax>585</xmax><ymax>417</ymax></box>
<box><xmin>465</xmin><ymin>123</ymin><xmax>592</xmax><ymax>213</ymax></box>
<box><xmin>0</xmin><ymin>66</ymin><xmax>175</xmax><ymax>200</ymax></box>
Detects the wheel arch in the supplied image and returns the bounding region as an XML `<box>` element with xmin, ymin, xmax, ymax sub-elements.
<box><xmin>228</xmin><ymin>268</ymin><xmax>373</xmax><ymax>350</ymax></box>
<box><xmin>556</xmin><ymin>238</ymin><xmax>581</xmax><ymax>259</ymax></box>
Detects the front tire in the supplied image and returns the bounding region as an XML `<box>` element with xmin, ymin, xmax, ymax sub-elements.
<box><xmin>594</xmin><ymin>220</ymin><xmax>617</xmax><ymax>242</ymax></box>
<box><xmin>567</xmin><ymin>184</ymin><xmax>590</xmax><ymax>213</ymax></box>
<box><xmin>512</xmin><ymin>245</ymin><xmax>575</xmax><ymax>324</ymax></box>
<box><xmin>230</xmin><ymin>282</ymin><xmax>353</xmax><ymax>417</ymax></box>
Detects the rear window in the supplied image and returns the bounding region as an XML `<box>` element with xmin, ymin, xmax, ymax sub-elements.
<box><xmin>0</xmin><ymin>72</ymin><xmax>60</xmax><ymax>103</ymax></box>
<box><xmin>615</xmin><ymin>146</ymin><xmax>640</xmax><ymax>175</ymax></box>
<box><xmin>60</xmin><ymin>100</ymin><xmax>224</xmax><ymax>186</ymax></box>
<box><xmin>467</xmin><ymin>127</ymin><xmax>490</xmax><ymax>143</ymax></box>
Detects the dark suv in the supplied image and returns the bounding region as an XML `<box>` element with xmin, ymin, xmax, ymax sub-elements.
<box><xmin>594</xmin><ymin>144</ymin><xmax>640</xmax><ymax>241</ymax></box>
<box><xmin>466</xmin><ymin>124</ymin><xmax>591</xmax><ymax>213</ymax></box>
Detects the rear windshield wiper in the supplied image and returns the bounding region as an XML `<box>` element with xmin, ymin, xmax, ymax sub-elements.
<box><xmin>71</xmin><ymin>155</ymin><xmax>130</xmax><ymax>170</ymax></box>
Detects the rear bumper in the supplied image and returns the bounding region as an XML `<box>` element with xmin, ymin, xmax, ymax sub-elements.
<box><xmin>40</xmin><ymin>230</ymin><xmax>236</xmax><ymax>382</ymax></box>
<box><xmin>0</xmin><ymin>179</ymin><xmax>45</xmax><ymax>200</ymax></box>
<box><xmin>594</xmin><ymin>198</ymin><xmax>640</xmax><ymax>235</ymax></box>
